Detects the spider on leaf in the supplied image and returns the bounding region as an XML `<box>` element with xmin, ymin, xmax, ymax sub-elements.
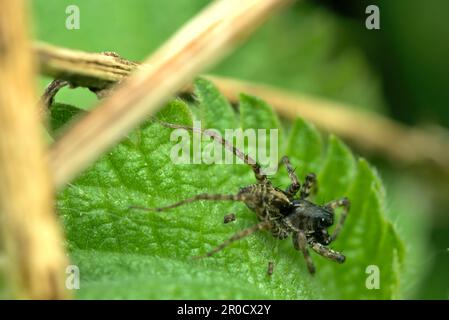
<box><xmin>131</xmin><ymin>119</ymin><xmax>350</xmax><ymax>275</ymax></box>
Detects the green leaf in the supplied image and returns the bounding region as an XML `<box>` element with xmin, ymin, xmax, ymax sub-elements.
<box><xmin>54</xmin><ymin>79</ymin><xmax>406</xmax><ymax>299</ymax></box>
<box><xmin>195</xmin><ymin>77</ymin><xmax>237</xmax><ymax>132</ymax></box>
<box><xmin>316</xmin><ymin>135</ymin><xmax>355</xmax><ymax>204</ymax></box>
<box><xmin>284</xmin><ymin>117</ymin><xmax>323</xmax><ymax>175</ymax></box>
<box><xmin>313</xmin><ymin>159</ymin><xmax>405</xmax><ymax>299</ymax></box>
<box><xmin>239</xmin><ymin>93</ymin><xmax>283</xmax><ymax>176</ymax></box>
<box><xmin>49</xmin><ymin>103</ymin><xmax>85</xmax><ymax>133</ymax></box>
<box><xmin>239</xmin><ymin>93</ymin><xmax>281</xmax><ymax>132</ymax></box>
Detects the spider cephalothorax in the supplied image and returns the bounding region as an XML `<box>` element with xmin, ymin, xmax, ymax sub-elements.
<box><xmin>133</xmin><ymin>119</ymin><xmax>350</xmax><ymax>274</ymax></box>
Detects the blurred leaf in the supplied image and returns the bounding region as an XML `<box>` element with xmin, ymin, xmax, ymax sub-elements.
<box><xmin>33</xmin><ymin>0</ymin><xmax>386</xmax><ymax>113</ymax></box>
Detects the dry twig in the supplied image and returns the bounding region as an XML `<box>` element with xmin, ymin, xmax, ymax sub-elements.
<box><xmin>203</xmin><ymin>76</ymin><xmax>449</xmax><ymax>174</ymax></box>
<box><xmin>0</xmin><ymin>1</ymin><xmax>69</xmax><ymax>299</ymax></box>
<box><xmin>48</xmin><ymin>0</ymin><xmax>291</xmax><ymax>190</ymax></box>
<box><xmin>35</xmin><ymin>44</ymin><xmax>449</xmax><ymax>178</ymax></box>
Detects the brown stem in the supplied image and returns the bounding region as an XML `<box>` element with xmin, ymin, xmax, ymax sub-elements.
<box><xmin>203</xmin><ymin>76</ymin><xmax>449</xmax><ymax>174</ymax></box>
<box><xmin>48</xmin><ymin>0</ymin><xmax>292</xmax><ymax>190</ymax></box>
<box><xmin>0</xmin><ymin>1</ymin><xmax>70</xmax><ymax>299</ymax></box>
<box><xmin>40</xmin><ymin>79</ymin><xmax>69</xmax><ymax>108</ymax></box>
<box><xmin>36</xmin><ymin>42</ymin><xmax>138</xmax><ymax>90</ymax></box>
<box><xmin>35</xmin><ymin>42</ymin><xmax>449</xmax><ymax>179</ymax></box>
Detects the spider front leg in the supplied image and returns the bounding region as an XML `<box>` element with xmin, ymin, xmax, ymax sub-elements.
<box><xmin>280</xmin><ymin>156</ymin><xmax>300</xmax><ymax>198</ymax></box>
<box><xmin>300</xmin><ymin>173</ymin><xmax>317</xmax><ymax>199</ymax></box>
<box><xmin>325</xmin><ymin>197</ymin><xmax>350</xmax><ymax>242</ymax></box>
<box><xmin>293</xmin><ymin>231</ymin><xmax>316</xmax><ymax>274</ymax></box>
<box><xmin>267</xmin><ymin>261</ymin><xmax>274</xmax><ymax>276</ymax></box>
<box><xmin>309</xmin><ymin>241</ymin><xmax>345</xmax><ymax>264</ymax></box>
<box><xmin>153</xmin><ymin>119</ymin><xmax>267</xmax><ymax>183</ymax></box>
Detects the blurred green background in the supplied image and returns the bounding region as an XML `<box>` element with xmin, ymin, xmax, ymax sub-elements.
<box><xmin>32</xmin><ymin>0</ymin><xmax>449</xmax><ymax>299</ymax></box>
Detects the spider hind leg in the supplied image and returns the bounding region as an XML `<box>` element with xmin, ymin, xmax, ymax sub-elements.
<box><xmin>194</xmin><ymin>221</ymin><xmax>269</xmax><ymax>259</ymax></box>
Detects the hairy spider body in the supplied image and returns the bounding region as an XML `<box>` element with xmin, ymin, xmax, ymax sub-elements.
<box><xmin>132</xmin><ymin>119</ymin><xmax>350</xmax><ymax>274</ymax></box>
<box><xmin>238</xmin><ymin>183</ymin><xmax>291</xmax><ymax>239</ymax></box>
<box><xmin>236</xmin><ymin>178</ymin><xmax>348</xmax><ymax>274</ymax></box>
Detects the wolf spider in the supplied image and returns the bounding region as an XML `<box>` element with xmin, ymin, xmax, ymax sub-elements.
<box><xmin>132</xmin><ymin>119</ymin><xmax>350</xmax><ymax>274</ymax></box>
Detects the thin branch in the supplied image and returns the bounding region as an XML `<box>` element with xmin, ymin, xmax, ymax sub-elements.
<box><xmin>36</xmin><ymin>42</ymin><xmax>138</xmax><ymax>90</ymax></box>
<box><xmin>35</xmin><ymin>43</ymin><xmax>449</xmax><ymax>178</ymax></box>
<box><xmin>0</xmin><ymin>1</ymin><xmax>69</xmax><ymax>299</ymax></box>
<box><xmin>40</xmin><ymin>79</ymin><xmax>69</xmax><ymax>108</ymax></box>
<box><xmin>203</xmin><ymin>76</ymin><xmax>449</xmax><ymax>174</ymax></box>
<box><xmin>48</xmin><ymin>0</ymin><xmax>292</xmax><ymax>190</ymax></box>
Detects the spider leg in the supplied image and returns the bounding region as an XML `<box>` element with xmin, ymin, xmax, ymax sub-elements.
<box><xmin>325</xmin><ymin>197</ymin><xmax>350</xmax><ymax>242</ymax></box>
<box><xmin>280</xmin><ymin>156</ymin><xmax>300</xmax><ymax>197</ymax></box>
<box><xmin>300</xmin><ymin>173</ymin><xmax>317</xmax><ymax>199</ymax></box>
<box><xmin>153</xmin><ymin>119</ymin><xmax>267</xmax><ymax>183</ymax></box>
<box><xmin>223</xmin><ymin>213</ymin><xmax>236</xmax><ymax>224</ymax></box>
<box><xmin>309</xmin><ymin>241</ymin><xmax>345</xmax><ymax>264</ymax></box>
<box><xmin>194</xmin><ymin>221</ymin><xmax>269</xmax><ymax>258</ymax></box>
<box><xmin>267</xmin><ymin>261</ymin><xmax>274</xmax><ymax>276</ymax></box>
<box><xmin>292</xmin><ymin>231</ymin><xmax>316</xmax><ymax>274</ymax></box>
<box><xmin>129</xmin><ymin>193</ymin><xmax>253</xmax><ymax>212</ymax></box>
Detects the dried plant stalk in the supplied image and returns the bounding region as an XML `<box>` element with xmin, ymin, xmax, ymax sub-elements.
<box><xmin>36</xmin><ymin>43</ymin><xmax>449</xmax><ymax>179</ymax></box>
<box><xmin>0</xmin><ymin>1</ymin><xmax>69</xmax><ymax>299</ymax></box>
<box><xmin>50</xmin><ymin>0</ymin><xmax>291</xmax><ymax>189</ymax></box>
<box><xmin>203</xmin><ymin>76</ymin><xmax>449</xmax><ymax>173</ymax></box>
<box><xmin>37</xmin><ymin>42</ymin><xmax>138</xmax><ymax>90</ymax></box>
